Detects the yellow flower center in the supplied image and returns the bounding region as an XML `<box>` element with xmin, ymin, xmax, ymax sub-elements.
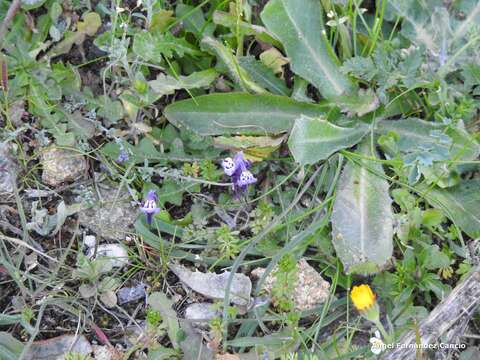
<box><xmin>351</xmin><ymin>284</ymin><xmax>376</xmax><ymax>311</ymax></box>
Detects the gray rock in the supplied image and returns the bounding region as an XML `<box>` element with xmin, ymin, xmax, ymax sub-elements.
<box><xmin>87</xmin><ymin>244</ymin><xmax>129</xmax><ymax>269</ymax></box>
<box><xmin>185</xmin><ymin>303</ymin><xmax>220</xmax><ymax>328</ymax></box>
<box><xmin>78</xmin><ymin>185</ymin><xmax>137</xmax><ymax>240</ymax></box>
<box><xmin>117</xmin><ymin>283</ymin><xmax>147</xmax><ymax>305</ymax></box>
<box><xmin>25</xmin><ymin>335</ymin><xmax>92</xmax><ymax>360</ymax></box>
<box><xmin>170</xmin><ymin>263</ymin><xmax>252</xmax><ymax>308</ymax></box>
<box><xmin>251</xmin><ymin>258</ymin><xmax>331</xmax><ymax>312</ymax></box>
<box><xmin>41</xmin><ymin>146</ymin><xmax>87</xmax><ymax>186</ymax></box>
<box><xmin>0</xmin><ymin>143</ymin><xmax>18</xmax><ymax>196</ymax></box>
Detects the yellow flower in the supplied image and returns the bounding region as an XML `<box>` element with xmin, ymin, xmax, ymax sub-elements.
<box><xmin>351</xmin><ymin>284</ymin><xmax>376</xmax><ymax>311</ymax></box>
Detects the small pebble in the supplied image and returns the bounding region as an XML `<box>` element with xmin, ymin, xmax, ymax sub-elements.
<box><xmin>83</xmin><ymin>235</ymin><xmax>97</xmax><ymax>248</ymax></box>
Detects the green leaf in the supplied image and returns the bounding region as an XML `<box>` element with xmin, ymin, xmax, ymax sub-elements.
<box><xmin>331</xmin><ymin>140</ymin><xmax>394</xmax><ymax>275</ymax></box>
<box><xmin>21</xmin><ymin>0</ymin><xmax>47</xmax><ymax>10</ymax></box>
<box><xmin>341</xmin><ymin>56</ymin><xmax>378</xmax><ymax>82</ymax></box>
<box><xmin>176</xmin><ymin>4</ymin><xmax>214</xmax><ymax>37</ymax></box>
<box><xmin>97</xmin><ymin>95</ymin><xmax>124</xmax><ymax>123</ymax></box>
<box><xmin>0</xmin><ymin>332</ymin><xmax>24</xmax><ymax>360</ymax></box>
<box><xmin>148</xmin><ymin>292</ymin><xmax>181</xmax><ymax>349</ymax></box>
<box><xmin>0</xmin><ymin>314</ymin><xmax>22</xmax><ymax>326</ymax></box>
<box><xmin>376</xmin><ymin>118</ymin><xmax>480</xmax><ymax>161</ymax></box>
<box><xmin>201</xmin><ymin>36</ymin><xmax>265</xmax><ymax>94</ymax></box>
<box><xmin>48</xmin><ymin>12</ymin><xmax>101</xmax><ymax>57</ymax></box>
<box><xmin>157</xmin><ymin>180</ymin><xmax>184</xmax><ymax>207</ymax></box>
<box><xmin>132</xmin><ymin>32</ymin><xmax>201</xmax><ymax>63</ymax></box>
<box><xmin>418</xmin><ymin>179</ymin><xmax>480</xmax><ymax>238</ymax></box>
<box><xmin>424</xmin><ymin>245</ymin><xmax>450</xmax><ymax>270</ymax></box>
<box><xmin>239</xmin><ymin>56</ymin><xmax>290</xmax><ymax>96</ymax></box>
<box><xmin>261</xmin><ymin>0</ymin><xmax>355</xmax><ymax>99</ymax></box>
<box><xmin>164</xmin><ymin>93</ymin><xmax>327</xmax><ymax>136</ymax></box>
<box><xmin>212</xmin><ymin>10</ymin><xmax>279</xmax><ymax>46</ymax></box>
<box><xmin>149</xmin><ymin>69</ymin><xmax>217</xmax><ymax>96</ymax></box>
<box><xmin>288</xmin><ymin>115</ymin><xmax>369</xmax><ymax>165</ymax></box>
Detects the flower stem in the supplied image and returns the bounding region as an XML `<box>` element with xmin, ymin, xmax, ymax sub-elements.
<box><xmin>375</xmin><ymin>319</ymin><xmax>393</xmax><ymax>344</ymax></box>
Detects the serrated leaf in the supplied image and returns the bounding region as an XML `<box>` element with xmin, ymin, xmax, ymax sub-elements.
<box><xmin>288</xmin><ymin>115</ymin><xmax>369</xmax><ymax>165</ymax></box>
<box><xmin>341</xmin><ymin>56</ymin><xmax>378</xmax><ymax>82</ymax></box>
<box><xmin>132</xmin><ymin>32</ymin><xmax>201</xmax><ymax>63</ymax></box>
<box><xmin>331</xmin><ymin>140</ymin><xmax>394</xmax><ymax>275</ymax></box>
<box><xmin>418</xmin><ymin>179</ymin><xmax>480</xmax><ymax>239</ymax></box>
<box><xmin>261</xmin><ymin>0</ymin><xmax>355</xmax><ymax>99</ymax></box>
<box><xmin>376</xmin><ymin>118</ymin><xmax>480</xmax><ymax>161</ymax></box>
<box><xmin>164</xmin><ymin>93</ymin><xmax>328</xmax><ymax>135</ymax></box>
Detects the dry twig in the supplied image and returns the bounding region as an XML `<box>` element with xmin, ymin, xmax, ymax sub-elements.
<box><xmin>381</xmin><ymin>266</ymin><xmax>480</xmax><ymax>360</ymax></box>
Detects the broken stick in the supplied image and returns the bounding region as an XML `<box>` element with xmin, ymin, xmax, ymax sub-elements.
<box><xmin>381</xmin><ymin>266</ymin><xmax>480</xmax><ymax>360</ymax></box>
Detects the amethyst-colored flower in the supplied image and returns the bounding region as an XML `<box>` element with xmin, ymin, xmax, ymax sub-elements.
<box><xmin>140</xmin><ymin>190</ymin><xmax>160</xmax><ymax>224</ymax></box>
<box><xmin>221</xmin><ymin>152</ymin><xmax>257</xmax><ymax>197</ymax></box>
<box><xmin>116</xmin><ymin>149</ymin><xmax>129</xmax><ymax>163</ymax></box>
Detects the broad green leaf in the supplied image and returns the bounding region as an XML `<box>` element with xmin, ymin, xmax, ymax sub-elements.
<box><xmin>201</xmin><ymin>36</ymin><xmax>265</xmax><ymax>94</ymax></box>
<box><xmin>288</xmin><ymin>115</ymin><xmax>369</xmax><ymax>165</ymax></box>
<box><xmin>418</xmin><ymin>179</ymin><xmax>480</xmax><ymax>238</ymax></box>
<box><xmin>261</xmin><ymin>0</ymin><xmax>354</xmax><ymax>99</ymax></box>
<box><xmin>376</xmin><ymin>118</ymin><xmax>480</xmax><ymax>161</ymax></box>
<box><xmin>164</xmin><ymin>93</ymin><xmax>328</xmax><ymax>135</ymax></box>
<box><xmin>331</xmin><ymin>140</ymin><xmax>394</xmax><ymax>275</ymax></box>
<box><xmin>239</xmin><ymin>56</ymin><xmax>290</xmax><ymax>96</ymax></box>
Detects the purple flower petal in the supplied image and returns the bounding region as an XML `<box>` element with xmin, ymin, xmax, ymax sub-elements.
<box><xmin>116</xmin><ymin>149</ymin><xmax>129</xmax><ymax>163</ymax></box>
<box><xmin>222</xmin><ymin>157</ymin><xmax>237</xmax><ymax>176</ymax></box>
<box><xmin>141</xmin><ymin>190</ymin><xmax>160</xmax><ymax>224</ymax></box>
<box><xmin>223</xmin><ymin>152</ymin><xmax>258</xmax><ymax>198</ymax></box>
<box><xmin>233</xmin><ymin>152</ymin><xmax>250</xmax><ymax>171</ymax></box>
<box><xmin>237</xmin><ymin>170</ymin><xmax>257</xmax><ymax>187</ymax></box>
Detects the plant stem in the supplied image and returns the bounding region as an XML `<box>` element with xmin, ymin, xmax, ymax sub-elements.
<box><xmin>375</xmin><ymin>318</ymin><xmax>393</xmax><ymax>344</ymax></box>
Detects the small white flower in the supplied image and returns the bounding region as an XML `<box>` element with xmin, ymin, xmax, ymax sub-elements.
<box><xmin>327</xmin><ymin>10</ymin><xmax>336</xmax><ymax>18</ymax></box>
<box><xmin>370</xmin><ymin>330</ymin><xmax>384</xmax><ymax>355</ymax></box>
<box><xmin>359</xmin><ymin>8</ymin><xmax>368</xmax><ymax>14</ymax></box>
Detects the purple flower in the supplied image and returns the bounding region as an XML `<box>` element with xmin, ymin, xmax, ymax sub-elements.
<box><xmin>116</xmin><ymin>149</ymin><xmax>129</xmax><ymax>163</ymax></box>
<box><xmin>140</xmin><ymin>190</ymin><xmax>160</xmax><ymax>224</ymax></box>
<box><xmin>221</xmin><ymin>152</ymin><xmax>257</xmax><ymax>197</ymax></box>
